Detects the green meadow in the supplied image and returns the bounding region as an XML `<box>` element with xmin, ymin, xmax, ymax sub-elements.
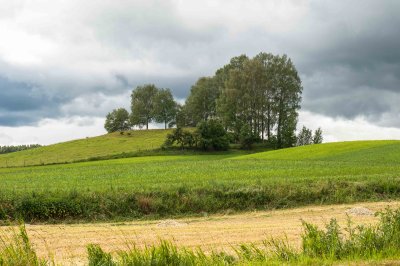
<box><xmin>1</xmin><ymin>139</ymin><xmax>400</xmax><ymax>222</ymax></box>
<box><xmin>0</xmin><ymin>129</ymin><xmax>172</xmax><ymax>167</ymax></box>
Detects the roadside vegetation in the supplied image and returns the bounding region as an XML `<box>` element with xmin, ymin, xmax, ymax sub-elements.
<box><xmin>2</xmin><ymin>208</ymin><xmax>400</xmax><ymax>265</ymax></box>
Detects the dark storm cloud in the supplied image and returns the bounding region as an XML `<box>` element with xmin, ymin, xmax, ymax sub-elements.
<box><xmin>0</xmin><ymin>76</ymin><xmax>65</xmax><ymax>125</ymax></box>
<box><xmin>291</xmin><ymin>0</ymin><xmax>400</xmax><ymax>123</ymax></box>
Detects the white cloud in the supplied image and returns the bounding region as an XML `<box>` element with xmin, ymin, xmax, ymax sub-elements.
<box><xmin>0</xmin><ymin>116</ymin><xmax>106</xmax><ymax>145</ymax></box>
<box><xmin>299</xmin><ymin>110</ymin><xmax>400</xmax><ymax>143</ymax></box>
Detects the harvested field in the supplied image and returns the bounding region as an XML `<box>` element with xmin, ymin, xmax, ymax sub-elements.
<box><xmin>5</xmin><ymin>201</ymin><xmax>398</xmax><ymax>265</ymax></box>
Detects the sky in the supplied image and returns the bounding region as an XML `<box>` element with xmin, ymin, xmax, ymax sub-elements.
<box><xmin>0</xmin><ymin>0</ymin><xmax>400</xmax><ymax>145</ymax></box>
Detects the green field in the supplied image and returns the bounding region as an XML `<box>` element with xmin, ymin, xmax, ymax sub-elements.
<box><xmin>1</xmin><ymin>139</ymin><xmax>400</xmax><ymax>222</ymax></box>
<box><xmin>0</xmin><ymin>129</ymin><xmax>172</xmax><ymax>167</ymax></box>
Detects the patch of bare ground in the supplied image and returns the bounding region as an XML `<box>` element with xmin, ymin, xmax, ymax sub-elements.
<box><xmin>3</xmin><ymin>201</ymin><xmax>400</xmax><ymax>265</ymax></box>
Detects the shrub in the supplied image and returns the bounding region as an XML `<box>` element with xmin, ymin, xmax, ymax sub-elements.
<box><xmin>163</xmin><ymin>127</ymin><xmax>197</xmax><ymax>149</ymax></box>
<box><xmin>196</xmin><ymin>120</ymin><xmax>229</xmax><ymax>151</ymax></box>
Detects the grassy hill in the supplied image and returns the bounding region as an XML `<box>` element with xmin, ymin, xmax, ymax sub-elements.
<box><xmin>1</xmin><ymin>139</ymin><xmax>400</xmax><ymax>222</ymax></box>
<box><xmin>238</xmin><ymin>140</ymin><xmax>400</xmax><ymax>162</ymax></box>
<box><xmin>0</xmin><ymin>129</ymin><xmax>172</xmax><ymax>167</ymax></box>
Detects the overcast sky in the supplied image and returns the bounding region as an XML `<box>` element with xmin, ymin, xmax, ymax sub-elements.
<box><xmin>0</xmin><ymin>0</ymin><xmax>400</xmax><ymax>145</ymax></box>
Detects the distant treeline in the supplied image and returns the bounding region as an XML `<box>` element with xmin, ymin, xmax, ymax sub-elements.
<box><xmin>0</xmin><ymin>144</ymin><xmax>42</xmax><ymax>154</ymax></box>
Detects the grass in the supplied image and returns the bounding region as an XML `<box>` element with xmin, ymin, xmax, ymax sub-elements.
<box><xmin>0</xmin><ymin>140</ymin><xmax>400</xmax><ymax>222</ymax></box>
<box><xmin>0</xmin><ymin>225</ymin><xmax>47</xmax><ymax>265</ymax></box>
<box><xmin>3</xmin><ymin>208</ymin><xmax>400</xmax><ymax>265</ymax></box>
<box><xmin>0</xmin><ymin>129</ymin><xmax>173</xmax><ymax>167</ymax></box>
<box><xmin>239</xmin><ymin>140</ymin><xmax>400</xmax><ymax>162</ymax></box>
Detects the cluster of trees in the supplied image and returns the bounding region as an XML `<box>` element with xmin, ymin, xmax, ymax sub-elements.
<box><xmin>0</xmin><ymin>144</ymin><xmax>42</xmax><ymax>154</ymax></box>
<box><xmin>104</xmin><ymin>85</ymin><xmax>178</xmax><ymax>133</ymax></box>
<box><xmin>182</xmin><ymin>53</ymin><xmax>303</xmax><ymax>148</ymax></box>
<box><xmin>105</xmin><ymin>52</ymin><xmax>312</xmax><ymax>149</ymax></box>
<box><xmin>296</xmin><ymin>126</ymin><xmax>323</xmax><ymax>146</ymax></box>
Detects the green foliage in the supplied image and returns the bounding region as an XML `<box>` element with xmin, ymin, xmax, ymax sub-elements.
<box><xmin>163</xmin><ymin>128</ymin><xmax>196</xmax><ymax>149</ymax></box>
<box><xmin>196</xmin><ymin>120</ymin><xmax>229</xmax><ymax>151</ymax></box>
<box><xmin>301</xmin><ymin>208</ymin><xmax>400</xmax><ymax>260</ymax></box>
<box><xmin>239</xmin><ymin>124</ymin><xmax>259</xmax><ymax>149</ymax></box>
<box><xmin>297</xmin><ymin>126</ymin><xmax>323</xmax><ymax>146</ymax></box>
<box><xmin>130</xmin><ymin>84</ymin><xmax>158</xmax><ymax>129</ymax></box>
<box><xmin>87</xmin><ymin>244</ymin><xmax>115</xmax><ymax>266</ymax></box>
<box><xmin>104</xmin><ymin>108</ymin><xmax>130</xmax><ymax>133</ymax></box>
<box><xmin>296</xmin><ymin>126</ymin><xmax>313</xmax><ymax>146</ymax></box>
<box><xmin>185</xmin><ymin>77</ymin><xmax>219</xmax><ymax>126</ymax></box>
<box><xmin>0</xmin><ymin>144</ymin><xmax>42</xmax><ymax>155</ymax></box>
<box><xmin>215</xmin><ymin>53</ymin><xmax>302</xmax><ymax>148</ymax></box>
<box><xmin>153</xmin><ymin>88</ymin><xmax>178</xmax><ymax>129</ymax></box>
<box><xmin>0</xmin><ymin>225</ymin><xmax>47</xmax><ymax>266</ymax></box>
<box><xmin>313</xmin><ymin>128</ymin><xmax>323</xmax><ymax>144</ymax></box>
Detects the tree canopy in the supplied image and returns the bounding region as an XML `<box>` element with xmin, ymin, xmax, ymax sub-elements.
<box><xmin>104</xmin><ymin>52</ymin><xmax>316</xmax><ymax>150</ymax></box>
<box><xmin>130</xmin><ymin>84</ymin><xmax>158</xmax><ymax>129</ymax></box>
<box><xmin>104</xmin><ymin>108</ymin><xmax>130</xmax><ymax>133</ymax></box>
<box><xmin>153</xmin><ymin>88</ymin><xmax>178</xmax><ymax>129</ymax></box>
<box><xmin>188</xmin><ymin>52</ymin><xmax>303</xmax><ymax>148</ymax></box>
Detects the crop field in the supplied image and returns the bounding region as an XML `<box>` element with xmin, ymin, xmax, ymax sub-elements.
<box><xmin>1</xmin><ymin>140</ymin><xmax>400</xmax><ymax>222</ymax></box>
<box><xmin>0</xmin><ymin>129</ymin><xmax>172</xmax><ymax>167</ymax></box>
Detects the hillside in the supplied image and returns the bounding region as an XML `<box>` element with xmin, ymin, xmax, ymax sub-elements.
<box><xmin>1</xmin><ymin>140</ymin><xmax>400</xmax><ymax>222</ymax></box>
<box><xmin>238</xmin><ymin>140</ymin><xmax>400</xmax><ymax>162</ymax></box>
<box><xmin>0</xmin><ymin>129</ymin><xmax>172</xmax><ymax>167</ymax></box>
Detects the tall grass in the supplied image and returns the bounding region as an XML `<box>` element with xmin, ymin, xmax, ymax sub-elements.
<box><xmin>85</xmin><ymin>208</ymin><xmax>400</xmax><ymax>265</ymax></box>
<box><xmin>3</xmin><ymin>208</ymin><xmax>400</xmax><ymax>265</ymax></box>
<box><xmin>0</xmin><ymin>225</ymin><xmax>48</xmax><ymax>266</ymax></box>
<box><xmin>301</xmin><ymin>208</ymin><xmax>400</xmax><ymax>260</ymax></box>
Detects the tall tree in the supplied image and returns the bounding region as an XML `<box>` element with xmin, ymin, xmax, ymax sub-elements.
<box><xmin>313</xmin><ymin>128</ymin><xmax>323</xmax><ymax>144</ymax></box>
<box><xmin>130</xmin><ymin>84</ymin><xmax>158</xmax><ymax>130</ymax></box>
<box><xmin>216</xmin><ymin>55</ymin><xmax>250</xmax><ymax>140</ymax></box>
<box><xmin>185</xmin><ymin>77</ymin><xmax>219</xmax><ymax>126</ymax></box>
<box><xmin>153</xmin><ymin>88</ymin><xmax>177</xmax><ymax>129</ymax></box>
<box><xmin>272</xmin><ymin>55</ymin><xmax>302</xmax><ymax>148</ymax></box>
<box><xmin>254</xmin><ymin>52</ymin><xmax>277</xmax><ymax>141</ymax></box>
<box><xmin>296</xmin><ymin>126</ymin><xmax>313</xmax><ymax>146</ymax></box>
<box><xmin>104</xmin><ymin>108</ymin><xmax>130</xmax><ymax>133</ymax></box>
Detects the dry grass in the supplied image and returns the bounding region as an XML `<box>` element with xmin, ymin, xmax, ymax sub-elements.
<box><xmin>3</xmin><ymin>201</ymin><xmax>400</xmax><ymax>265</ymax></box>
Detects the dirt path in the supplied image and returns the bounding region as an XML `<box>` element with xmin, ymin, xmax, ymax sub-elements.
<box><xmin>4</xmin><ymin>201</ymin><xmax>400</xmax><ymax>265</ymax></box>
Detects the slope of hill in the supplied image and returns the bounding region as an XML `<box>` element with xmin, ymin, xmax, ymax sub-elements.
<box><xmin>237</xmin><ymin>140</ymin><xmax>400</xmax><ymax>162</ymax></box>
<box><xmin>1</xmin><ymin>140</ymin><xmax>400</xmax><ymax>222</ymax></box>
<box><xmin>0</xmin><ymin>129</ymin><xmax>172</xmax><ymax>167</ymax></box>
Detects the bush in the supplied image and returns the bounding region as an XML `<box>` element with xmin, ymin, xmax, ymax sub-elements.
<box><xmin>196</xmin><ymin>120</ymin><xmax>229</xmax><ymax>151</ymax></box>
<box><xmin>162</xmin><ymin>128</ymin><xmax>196</xmax><ymax>149</ymax></box>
